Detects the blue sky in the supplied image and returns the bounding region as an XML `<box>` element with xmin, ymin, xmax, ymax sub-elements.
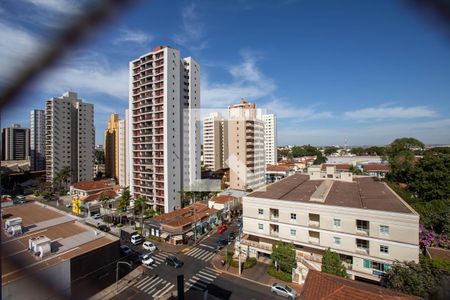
<box><xmin>1</xmin><ymin>0</ymin><xmax>450</xmax><ymax>146</ymax></box>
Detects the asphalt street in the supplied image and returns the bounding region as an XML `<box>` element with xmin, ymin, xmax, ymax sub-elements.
<box><xmin>112</xmin><ymin>220</ymin><xmax>282</xmax><ymax>299</ymax></box>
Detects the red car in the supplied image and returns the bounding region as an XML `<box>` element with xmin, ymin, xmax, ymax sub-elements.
<box><xmin>217</xmin><ymin>224</ymin><xmax>227</xmax><ymax>234</ymax></box>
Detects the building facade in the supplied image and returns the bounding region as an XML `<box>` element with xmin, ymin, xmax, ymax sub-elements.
<box><xmin>30</xmin><ymin>110</ymin><xmax>46</xmax><ymax>170</ymax></box>
<box><xmin>228</xmin><ymin>100</ymin><xmax>265</xmax><ymax>191</ymax></box>
<box><xmin>240</xmin><ymin>172</ymin><xmax>420</xmax><ymax>284</ymax></box>
<box><xmin>104</xmin><ymin>114</ymin><xmax>119</xmax><ymax>179</ymax></box>
<box><xmin>45</xmin><ymin>91</ymin><xmax>95</xmax><ymax>185</ymax></box>
<box><xmin>262</xmin><ymin>114</ymin><xmax>277</xmax><ymax>165</ymax></box>
<box><xmin>1</xmin><ymin>124</ymin><xmax>30</xmax><ymax>161</ymax></box>
<box><xmin>203</xmin><ymin>112</ymin><xmax>228</xmax><ymax>171</ymax></box>
<box><xmin>118</xmin><ymin>109</ymin><xmax>130</xmax><ymax>187</ymax></box>
<box><xmin>129</xmin><ymin>46</ymin><xmax>200</xmax><ymax>213</ymax></box>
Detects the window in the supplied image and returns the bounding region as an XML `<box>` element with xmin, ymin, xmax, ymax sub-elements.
<box><xmin>290</xmin><ymin>229</ymin><xmax>296</xmax><ymax>236</ymax></box>
<box><xmin>290</xmin><ymin>213</ymin><xmax>296</xmax><ymax>220</ymax></box>
<box><xmin>356</xmin><ymin>220</ymin><xmax>369</xmax><ymax>232</ymax></box>
<box><xmin>380</xmin><ymin>225</ymin><xmax>389</xmax><ymax>235</ymax></box>
<box><xmin>333</xmin><ymin>218</ymin><xmax>341</xmax><ymax>227</ymax></box>
<box><xmin>258</xmin><ymin>224</ymin><xmax>264</xmax><ymax>230</ymax></box>
<box><xmin>333</xmin><ymin>237</ymin><xmax>341</xmax><ymax>245</ymax></box>
<box><xmin>258</xmin><ymin>209</ymin><xmax>263</xmax><ymax>215</ymax></box>
<box><xmin>356</xmin><ymin>239</ymin><xmax>369</xmax><ymax>250</ymax></box>
<box><xmin>363</xmin><ymin>259</ymin><xmax>372</xmax><ymax>269</ymax></box>
<box><xmin>380</xmin><ymin>245</ymin><xmax>389</xmax><ymax>254</ymax></box>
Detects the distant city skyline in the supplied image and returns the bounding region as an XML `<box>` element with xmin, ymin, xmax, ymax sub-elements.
<box><xmin>1</xmin><ymin>0</ymin><xmax>450</xmax><ymax>146</ymax></box>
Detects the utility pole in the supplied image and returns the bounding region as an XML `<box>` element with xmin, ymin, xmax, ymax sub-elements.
<box><xmin>238</xmin><ymin>225</ymin><xmax>242</xmax><ymax>275</ymax></box>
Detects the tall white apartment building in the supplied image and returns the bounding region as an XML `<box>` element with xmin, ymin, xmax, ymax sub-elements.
<box><xmin>262</xmin><ymin>114</ymin><xmax>277</xmax><ymax>165</ymax></box>
<box><xmin>30</xmin><ymin>109</ymin><xmax>46</xmax><ymax>170</ymax></box>
<box><xmin>45</xmin><ymin>91</ymin><xmax>95</xmax><ymax>185</ymax></box>
<box><xmin>203</xmin><ymin>112</ymin><xmax>228</xmax><ymax>171</ymax></box>
<box><xmin>129</xmin><ymin>46</ymin><xmax>200</xmax><ymax>213</ymax></box>
<box><xmin>240</xmin><ymin>169</ymin><xmax>420</xmax><ymax>284</ymax></box>
<box><xmin>228</xmin><ymin>100</ymin><xmax>265</xmax><ymax>191</ymax></box>
<box><xmin>118</xmin><ymin>109</ymin><xmax>130</xmax><ymax>187</ymax></box>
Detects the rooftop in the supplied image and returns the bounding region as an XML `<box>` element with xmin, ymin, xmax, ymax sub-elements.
<box><xmin>80</xmin><ymin>189</ymin><xmax>118</xmax><ymax>203</ymax></box>
<box><xmin>248</xmin><ymin>174</ymin><xmax>415</xmax><ymax>214</ymax></box>
<box><xmin>210</xmin><ymin>195</ymin><xmax>236</xmax><ymax>204</ymax></box>
<box><xmin>152</xmin><ymin>202</ymin><xmax>217</xmax><ymax>229</ymax></box>
<box><xmin>71</xmin><ymin>179</ymin><xmax>116</xmax><ymax>192</ymax></box>
<box><xmin>426</xmin><ymin>247</ymin><xmax>450</xmax><ymax>261</ymax></box>
<box><xmin>266</xmin><ymin>164</ymin><xmax>293</xmax><ymax>172</ymax></box>
<box><xmin>300</xmin><ymin>270</ymin><xmax>418</xmax><ymax>300</ymax></box>
<box><xmin>363</xmin><ymin>164</ymin><xmax>391</xmax><ymax>172</ymax></box>
<box><xmin>1</xmin><ymin>202</ymin><xmax>118</xmax><ymax>285</ymax></box>
<box><xmin>321</xmin><ymin>163</ymin><xmax>352</xmax><ymax>171</ymax></box>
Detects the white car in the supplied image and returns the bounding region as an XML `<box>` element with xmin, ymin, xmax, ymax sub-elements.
<box><xmin>131</xmin><ymin>234</ymin><xmax>143</xmax><ymax>245</ymax></box>
<box><xmin>143</xmin><ymin>241</ymin><xmax>156</xmax><ymax>252</ymax></box>
<box><xmin>140</xmin><ymin>253</ymin><xmax>155</xmax><ymax>266</ymax></box>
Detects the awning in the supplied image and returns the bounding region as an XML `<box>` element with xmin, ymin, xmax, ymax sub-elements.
<box><xmin>173</xmin><ymin>235</ymin><xmax>183</xmax><ymax>241</ymax></box>
<box><xmin>185</xmin><ymin>231</ymin><xmax>194</xmax><ymax>237</ymax></box>
<box><xmin>160</xmin><ymin>232</ymin><xmax>169</xmax><ymax>239</ymax></box>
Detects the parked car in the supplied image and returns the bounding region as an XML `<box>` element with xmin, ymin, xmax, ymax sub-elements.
<box><xmin>228</xmin><ymin>232</ymin><xmax>236</xmax><ymax>241</ymax></box>
<box><xmin>165</xmin><ymin>256</ymin><xmax>183</xmax><ymax>268</ymax></box>
<box><xmin>143</xmin><ymin>241</ymin><xmax>157</xmax><ymax>252</ymax></box>
<box><xmin>98</xmin><ymin>224</ymin><xmax>110</xmax><ymax>232</ymax></box>
<box><xmin>120</xmin><ymin>245</ymin><xmax>132</xmax><ymax>256</ymax></box>
<box><xmin>92</xmin><ymin>213</ymin><xmax>102</xmax><ymax>219</ymax></box>
<box><xmin>14</xmin><ymin>195</ymin><xmax>26</xmax><ymax>204</ymax></box>
<box><xmin>131</xmin><ymin>234</ymin><xmax>143</xmax><ymax>245</ymax></box>
<box><xmin>216</xmin><ymin>239</ymin><xmax>228</xmax><ymax>249</ymax></box>
<box><xmin>271</xmin><ymin>283</ymin><xmax>297</xmax><ymax>300</ymax></box>
<box><xmin>140</xmin><ymin>253</ymin><xmax>155</xmax><ymax>266</ymax></box>
<box><xmin>217</xmin><ymin>224</ymin><xmax>227</xmax><ymax>234</ymax></box>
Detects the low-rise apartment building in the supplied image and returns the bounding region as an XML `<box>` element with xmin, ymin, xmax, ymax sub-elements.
<box><xmin>240</xmin><ymin>171</ymin><xmax>419</xmax><ymax>284</ymax></box>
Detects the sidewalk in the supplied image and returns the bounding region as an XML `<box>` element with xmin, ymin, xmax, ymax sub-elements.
<box><xmin>88</xmin><ymin>267</ymin><xmax>143</xmax><ymax>300</ymax></box>
<box><xmin>210</xmin><ymin>252</ymin><xmax>302</xmax><ymax>294</ymax></box>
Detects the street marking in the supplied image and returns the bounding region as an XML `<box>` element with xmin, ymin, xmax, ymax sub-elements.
<box><xmin>200</xmin><ymin>243</ymin><xmax>215</xmax><ymax>249</ymax></box>
<box><xmin>205</xmin><ymin>266</ymin><xmax>221</xmax><ymax>274</ymax></box>
<box><xmin>135</xmin><ymin>276</ymin><xmax>155</xmax><ymax>289</ymax></box>
<box><xmin>142</xmin><ymin>278</ymin><xmax>164</xmax><ymax>293</ymax></box>
<box><xmin>151</xmin><ymin>282</ymin><xmax>173</xmax><ymax>298</ymax></box>
<box><xmin>153</xmin><ymin>256</ymin><xmax>164</xmax><ymax>263</ymax></box>
<box><xmin>187</xmin><ymin>247</ymin><xmax>203</xmax><ymax>256</ymax></box>
<box><xmin>139</xmin><ymin>277</ymin><xmax>160</xmax><ymax>291</ymax></box>
<box><xmin>197</xmin><ymin>273</ymin><xmax>214</xmax><ymax>282</ymax></box>
<box><xmin>197</xmin><ymin>250</ymin><xmax>212</xmax><ymax>260</ymax></box>
<box><xmin>199</xmin><ymin>270</ymin><xmax>217</xmax><ymax>279</ymax></box>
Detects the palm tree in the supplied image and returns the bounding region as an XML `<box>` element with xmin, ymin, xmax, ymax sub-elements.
<box><xmin>99</xmin><ymin>194</ymin><xmax>112</xmax><ymax>216</ymax></box>
<box><xmin>134</xmin><ymin>195</ymin><xmax>146</xmax><ymax>232</ymax></box>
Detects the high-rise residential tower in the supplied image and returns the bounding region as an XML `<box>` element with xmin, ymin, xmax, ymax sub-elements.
<box><xmin>1</xmin><ymin>124</ymin><xmax>30</xmax><ymax>161</ymax></box>
<box><xmin>104</xmin><ymin>114</ymin><xmax>119</xmax><ymax>179</ymax></box>
<box><xmin>203</xmin><ymin>112</ymin><xmax>228</xmax><ymax>171</ymax></box>
<box><xmin>262</xmin><ymin>114</ymin><xmax>277</xmax><ymax>165</ymax></box>
<box><xmin>228</xmin><ymin>100</ymin><xmax>265</xmax><ymax>191</ymax></box>
<box><xmin>30</xmin><ymin>109</ymin><xmax>46</xmax><ymax>170</ymax></box>
<box><xmin>129</xmin><ymin>46</ymin><xmax>200</xmax><ymax>213</ymax></box>
<box><xmin>118</xmin><ymin>110</ymin><xmax>130</xmax><ymax>187</ymax></box>
<box><xmin>45</xmin><ymin>91</ymin><xmax>95</xmax><ymax>185</ymax></box>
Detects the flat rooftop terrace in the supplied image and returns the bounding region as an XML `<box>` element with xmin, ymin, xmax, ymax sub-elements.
<box><xmin>1</xmin><ymin>202</ymin><xmax>118</xmax><ymax>285</ymax></box>
<box><xmin>248</xmin><ymin>174</ymin><xmax>415</xmax><ymax>214</ymax></box>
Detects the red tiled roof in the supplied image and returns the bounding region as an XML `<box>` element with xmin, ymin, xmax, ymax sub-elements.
<box><xmin>363</xmin><ymin>164</ymin><xmax>390</xmax><ymax>172</ymax></box>
<box><xmin>164</xmin><ymin>208</ymin><xmax>218</xmax><ymax>228</ymax></box>
<box><xmin>300</xmin><ymin>270</ymin><xmax>418</xmax><ymax>300</ymax></box>
<box><xmin>211</xmin><ymin>195</ymin><xmax>236</xmax><ymax>204</ymax></box>
<box><xmin>72</xmin><ymin>179</ymin><xmax>116</xmax><ymax>192</ymax></box>
<box><xmin>267</xmin><ymin>164</ymin><xmax>292</xmax><ymax>172</ymax></box>
<box><xmin>426</xmin><ymin>247</ymin><xmax>450</xmax><ymax>261</ymax></box>
<box><xmin>80</xmin><ymin>190</ymin><xmax>117</xmax><ymax>203</ymax></box>
<box><xmin>153</xmin><ymin>202</ymin><xmax>207</xmax><ymax>223</ymax></box>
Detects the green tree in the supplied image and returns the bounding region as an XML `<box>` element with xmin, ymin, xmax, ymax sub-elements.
<box><xmin>134</xmin><ymin>195</ymin><xmax>146</xmax><ymax>231</ymax></box>
<box><xmin>350</xmin><ymin>147</ymin><xmax>366</xmax><ymax>156</ymax></box>
<box><xmin>386</xmin><ymin>257</ymin><xmax>445</xmax><ymax>298</ymax></box>
<box><xmin>324</xmin><ymin>146</ymin><xmax>338</xmax><ymax>156</ymax></box>
<box><xmin>348</xmin><ymin>165</ymin><xmax>363</xmax><ymax>175</ymax></box>
<box><xmin>385</xmin><ymin>137</ymin><xmax>425</xmax><ymax>183</ymax></box>
<box><xmin>95</xmin><ymin>149</ymin><xmax>104</xmax><ymax>164</ymax></box>
<box><xmin>99</xmin><ymin>194</ymin><xmax>112</xmax><ymax>215</ymax></box>
<box><xmin>321</xmin><ymin>248</ymin><xmax>348</xmax><ymax>278</ymax></box>
<box><xmin>271</xmin><ymin>242</ymin><xmax>296</xmax><ymax>274</ymax></box>
<box><xmin>366</xmin><ymin>146</ymin><xmax>386</xmax><ymax>156</ymax></box>
<box><xmin>53</xmin><ymin>166</ymin><xmax>71</xmax><ymax>193</ymax></box>
<box><xmin>313</xmin><ymin>152</ymin><xmax>327</xmax><ymax>164</ymax></box>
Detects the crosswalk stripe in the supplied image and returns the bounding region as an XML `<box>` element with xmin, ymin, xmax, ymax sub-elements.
<box><xmin>155</xmin><ymin>253</ymin><xmax>168</xmax><ymax>258</ymax></box>
<box><xmin>197</xmin><ymin>273</ymin><xmax>214</xmax><ymax>282</ymax></box>
<box><xmin>199</xmin><ymin>270</ymin><xmax>217</xmax><ymax>279</ymax></box>
<box><xmin>196</xmin><ymin>250</ymin><xmax>211</xmax><ymax>260</ymax></box>
<box><xmin>135</xmin><ymin>276</ymin><xmax>153</xmax><ymax>288</ymax></box>
<box><xmin>188</xmin><ymin>247</ymin><xmax>203</xmax><ymax>256</ymax></box>
<box><xmin>151</xmin><ymin>282</ymin><xmax>172</xmax><ymax>298</ymax></box>
<box><xmin>192</xmin><ymin>279</ymin><xmax>207</xmax><ymax>288</ymax></box>
<box><xmin>153</xmin><ymin>257</ymin><xmax>164</xmax><ymax>263</ymax></box>
<box><xmin>139</xmin><ymin>277</ymin><xmax>162</xmax><ymax>290</ymax></box>
<box><xmin>200</xmin><ymin>243</ymin><xmax>215</xmax><ymax>249</ymax></box>
<box><xmin>142</xmin><ymin>278</ymin><xmax>164</xmax><ymax>293</ymax></box>
<box><xmin>201</xmin><ymin>269</ymin><xmax>220</xmax><ymax>277</ymax></box>
<box><xmin>205</xmin><ymin>266</ymin><xmax>221</xmax><ymax>274</ymax></box>
<box><xmin>136</xmin><ymin>276</ymin><xmax>156</xmax><ymax>289</ymax></box>
<box><xmin>157</xmin><ymin>283</ymin><xmax>175</xmax><ymax>298</ymax></box>
<box><xmin>147</xmin><ymin>287</ymin><xmax>157</xmax><ymax>295</ymax></box>
<box><xmin>205</xmin><ymin>252</ymin><xmax>216</xmax><ymax>261</ymax></box>
<box><xmin>186</xmin><ymin>247</ymin><xmax>197</xmax><ymax>255</ymax></box>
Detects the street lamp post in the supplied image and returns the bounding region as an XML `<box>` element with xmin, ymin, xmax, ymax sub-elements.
<box><xmin>238</xmin><ymin>225</ymin><xmax>243</xmax><ymax>275</ymax></box>
<box><xmin>116</xmin><ymin>261</ymin><xmax>132</xmax><ymax>293</ymax></box>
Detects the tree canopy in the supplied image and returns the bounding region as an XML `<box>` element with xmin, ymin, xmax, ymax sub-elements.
<box><xmin>321</xmin><ymin>248</ymin><xmax>348</xmax><ymax>278</ymax></box>
<box><xmin>271</xmin><ymin>242</ymin><xmax>296</xmax><ymax>274</ymax></box>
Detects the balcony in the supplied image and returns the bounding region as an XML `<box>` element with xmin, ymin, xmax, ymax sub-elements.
<box><xmin>270</xmin><ymin>208</ymin><xmax>279</xmax><ymax>221</ymax></box>
<box><xmin>308</xmin><ymin>231</ymin><xmax>320</xmax><ymax>245</ymax></box>
<box><xmin>309</xmin><ymin>213</ymin><xmax>320</xmax><ymax>228</ymax></box>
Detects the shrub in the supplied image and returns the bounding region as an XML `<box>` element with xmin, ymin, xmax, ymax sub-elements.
<box><xmin>267</xmin><ymin>266</ymin><xmax>292</xmax><ymax>282</ymax></box>
<box><xmin>223</xmin><ymin>253</ymin><xmax>257</xmax><ymax>269</ymax></box>
<box><xmin>116</xmin><ymin>223</ymin><xmax>123</xmax><ymax>228</ymax></box>
<box><xmin>244</xmin><ymin>257</ymin><xmax>257</xmax><ymax>269</ymax></box>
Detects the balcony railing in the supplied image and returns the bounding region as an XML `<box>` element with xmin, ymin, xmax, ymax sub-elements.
<box><xmin>309</xmin><ymin>237</ymin><xmax>320</xmax><ymax>245</ymax></box>
<box><xmin>309</xmin><ymin>220</ymin><xmax>320</xmax><ymax>228</ymax></box>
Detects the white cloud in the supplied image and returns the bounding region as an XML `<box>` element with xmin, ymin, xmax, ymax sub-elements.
<box><xmin>263</xmin><ymin>99</ymin><xmax>332</xmax><ymax>121</ymax></box>
<box><xmin>344</xmin><ymin>104</ymin><xmax>437</xmax><ymax>120</ymax></box>
<box><xmin>173</xmin><ymin>3</ymin><xmax>207</xmax><ymax>51</ymax></box>
<box><xmin>22</xmin><ymin>0</ymin><xmax>81</xmax><ymax>15</ymax></box>
<box><xmin>113</xmin><ymin>28</ymin><xmax>154</xmax><ymax>45</ymax></box>
<box><xmin>202</xmin><ymin>50</ymin><xmax>276</xmax><ymax>108</ymax></box>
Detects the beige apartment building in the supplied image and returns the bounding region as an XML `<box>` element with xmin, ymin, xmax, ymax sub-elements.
<box><xmin>203</xmin><ymin>112</ymin><xmax>228</xmax><ymax>171</ymax></box>
<box><xmin>118</xmin><ymin>109</ymin><xmax>130</xmax><ymax>187</ymax></box>
<box><xmin>240</xmin><ymin>170</ymin><xmax>419</xmax><ymax>284</ymax></box>
<box><xmin>45</xmin><ymin>91</ymin><xmax>95</xmax><ymax>185</ymax></box>
<box><xmin>104</xmin><ymin>114</ymin><xmax>119</xmax><ymax>179</ymax></box>
<box><xmin>228</xmin><ymin>100</ymin><xmax>265</xmax><ymax>191</ymax></box>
